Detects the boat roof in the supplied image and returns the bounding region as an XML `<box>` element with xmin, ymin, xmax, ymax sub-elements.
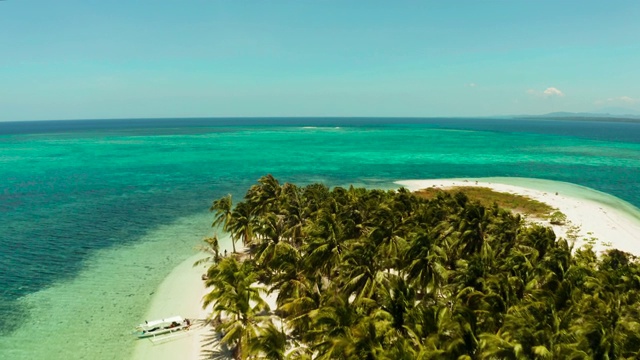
<box><xmin>138</xmin><ymin>316</ymin><xmax>184</xmax><ymax>327</ymax></box>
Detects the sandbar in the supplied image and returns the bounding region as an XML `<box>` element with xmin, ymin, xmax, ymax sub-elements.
<box><xmin>396</xmin><ymin>177</ymin><xmax>640</xmax><ymax>257</ymax></box>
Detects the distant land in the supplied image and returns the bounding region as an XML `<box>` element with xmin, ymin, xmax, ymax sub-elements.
<box><xmin>514</xmin><ymin>111</ymin><xmax>640</xmax><ymax>123</ymax></box>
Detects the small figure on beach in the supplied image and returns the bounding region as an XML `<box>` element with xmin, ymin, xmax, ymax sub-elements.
<box><xmin>167</xmin><ymin>321</ymin><xmax>180</xmax><ymax>329</ymax></box>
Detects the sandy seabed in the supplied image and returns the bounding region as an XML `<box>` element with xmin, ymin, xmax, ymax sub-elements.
<box><xmin>132</xmin><ymin>178</ymin><xmax>640</xmax><ymax>360</ymax></box>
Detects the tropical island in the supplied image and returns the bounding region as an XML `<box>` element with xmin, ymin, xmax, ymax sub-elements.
<box><xmin>186</xmin><ymin>175</ymin><xmax>640</xmax><ymax>359</ymax></box>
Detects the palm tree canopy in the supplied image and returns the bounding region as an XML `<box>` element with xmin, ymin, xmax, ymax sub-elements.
<box><xmin>200</xmin><ymin>176</ymin><xmax>640</xmax><ymax>360</ymax></box>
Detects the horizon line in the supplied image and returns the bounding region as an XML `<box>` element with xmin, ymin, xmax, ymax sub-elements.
<box><xmin>3</xmin><ymin>112</ymin><xmax>640</xmax><ymax>124</ymax></box>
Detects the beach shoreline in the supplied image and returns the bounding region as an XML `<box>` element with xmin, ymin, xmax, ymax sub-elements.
<box><xmin>396</xmin><ymin>177</ymin><xmax>640</xmax><ymax>257</ymax></box>
<box><xmin>130</xmin><ymin>253</ymin><xmax>213</xmax><ymax>360</ymax></box>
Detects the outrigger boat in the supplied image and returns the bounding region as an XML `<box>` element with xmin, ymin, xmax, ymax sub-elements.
<box><xmin>133</xmin><ymin>316</ymin><xmax>191</xmax><ymax>339</ymax></box>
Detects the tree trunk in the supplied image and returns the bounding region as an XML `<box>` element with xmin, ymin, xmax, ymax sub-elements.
<box><xmin>233</xmin><ymin>343</ymin><xmax>242</xmax><ymax>360</ymax></box>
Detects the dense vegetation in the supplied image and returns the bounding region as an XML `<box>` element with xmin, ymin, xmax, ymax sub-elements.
<box><xmin>201</xmin><ymin>175</ymin><xmax>640</xmax><ymax>360</ymax></box>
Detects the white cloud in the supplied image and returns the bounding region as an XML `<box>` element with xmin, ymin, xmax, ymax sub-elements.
<box><xmin>543</xmin><ymin>87</ymin><xmax>564</xmax><ymax>97</ymax></box>
<box><xmin>465</xmin><ymin>82</ymin><xmax>477</xmax><ymax>87</ymax></box>
<box><xmin>526</xmin><ymin>87</ymin><xmax>565</xmax><ymax>98</ymax></box>
<box><xmin>594</xmin><ymin>96</ymin><xmax>638</xmax><ymax>105</ymax></box>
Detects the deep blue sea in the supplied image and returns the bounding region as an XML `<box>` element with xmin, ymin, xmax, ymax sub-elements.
<box><xmin>1</xmin><ymin>117</ymin><xmax>639</xmax><ymax>359</ymax></box>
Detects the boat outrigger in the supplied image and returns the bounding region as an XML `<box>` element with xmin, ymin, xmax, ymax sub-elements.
<box><xmin>133</xmin><ymin>316</ymin><xmax>191</xmax><ymax>339</ymax></box>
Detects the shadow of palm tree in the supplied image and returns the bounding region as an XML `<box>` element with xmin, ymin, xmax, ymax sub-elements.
<box><xmin>199</xmin><ymin>320</ymin><xmax>233</xmax><ymax>360</ymax></box>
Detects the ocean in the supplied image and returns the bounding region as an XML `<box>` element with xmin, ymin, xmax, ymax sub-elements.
<box><xmin>1</xmin><ymin>117</ymin><xmax>639</xmax><ymax>359</ymax></box>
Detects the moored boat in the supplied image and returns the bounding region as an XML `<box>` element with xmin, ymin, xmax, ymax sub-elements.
<box><xmin>133</xmin><ymin>316</ymin><xmax>191</xmax><ymax>338</ymax></box>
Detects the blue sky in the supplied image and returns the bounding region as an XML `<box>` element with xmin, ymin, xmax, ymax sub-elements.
<box><xmin>1</xmin><ymin>1</ymin><xmax>639</xmax><ymax>121</ymax></box>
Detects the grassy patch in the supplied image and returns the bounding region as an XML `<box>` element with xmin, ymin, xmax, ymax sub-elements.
<box><xmin>414</xmin><ymin>186</ymin><xmax>556</xmax><ymax>218</ymax></box>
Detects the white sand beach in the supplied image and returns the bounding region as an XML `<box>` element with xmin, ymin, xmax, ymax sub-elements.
<box><xmin>396</xmin><ymin>178</ymin><xmax>640</xmax><ymax>257</ymax></box>
<box><xmin>132</xmin><ymin>178</ymin><xmax>640</xmax><ymax>360</ymax></box>
<box><xmin>131</xmin><ymin>241</ymin><xmax>280</xmax><ymax>360</ymax></box>
<box><xmin>131</xmin><ymin>253</ymin><xmax>213</xmax><ymax>360</ymax></box>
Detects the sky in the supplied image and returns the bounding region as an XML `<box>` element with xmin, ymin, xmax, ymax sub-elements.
<box><xmin>1</xmin><ymin>0</ymin><xmax>639</xmax><ymax>121</ymax></box>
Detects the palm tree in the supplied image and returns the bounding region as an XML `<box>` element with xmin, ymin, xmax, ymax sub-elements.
<box><xmin>455</xmin><ymin>201</ymin><xmax>490</xmax><ymax>258</ymax></box>
<box><xmin>380</xmin><ymin>276</ymin><xmax>415</xmax><ymax>335</ymax></box>
<box><xmin>347</xmin><ymin>309</ymin><xmax>393</xmax><ymax>360</ymax></box>
<box><xmin>280</xmin><ymin>182</ymin><xmax>307</xmax><ymax>245</ymax></box>
<box><xmin>303</xmin><ymin>209</ymin><xmax>347</xmax><ymax>281</ymax></box>
<box><xmin>521</xmin><ymin>224</ymin><xmax>557</xmax><ymax>261</ymax></box>
<box><xmin>306</xmin><ymin>293</ymin><xmax>359</xmax><ymax>360</ymax></box>
<box><xmin>248</xmin><ymin>320</ymin><xmax>287</xmax><ymax>360</ymax></box>
<box><xmin>301</xmin><ymin>182</ymin><xmax>331</xmax><ymax>217</ymax></box>
<box><xmin>267</xmin><ymin>241</ymin><xmax>314</xmax><ymax>308</ymax></box>
<box><xmin>211</xmin><ymin>194</ymin><xmax>236</xmax><ymax>252</ymax></box>
<box><xmin>203</xmin><ymin>257</ymin><xmax>270</xmax><ymax>360</ymax></box>
<box><xmin>338</xmin><ymin>237</ymin><xmax>391</xmax><ymax>304</ymax></box>
<box><xmin>193</xmin><ymin>234</ymin><xmax>221</xmax><ymax>267</ymax></box>
<box><xmin>366</xmin><ymin>201</ymin><xmax>409</xmax><ymax>273</ymax></box>
<box><xmin>228</xmin><ymin>201</ymin><xmax>255</xmax><ymax>249</ymax></box>
<box><xmin>407</xmin><ymin>300</ymin><xmax>470</xmax><ymax>358</ymax></box>
<box><xmin>403</xmin><ymin>228</ymin><xmax>449</xmax><ymax>297</ymax></box>
<box><xmin>245</xmin><ymin>174</ymin><xmax>282</xmax><ymax>216</ymax></box>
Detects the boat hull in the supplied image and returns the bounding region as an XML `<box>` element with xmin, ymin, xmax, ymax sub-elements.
<box><xmin>133</xmin><ymin>316</ymin><xmax>190</xmax><ymax>339</ymax></box>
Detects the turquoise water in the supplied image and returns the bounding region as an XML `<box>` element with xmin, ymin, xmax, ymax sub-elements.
<box><xmin>1</xmin><ymin>118</ymin><xmax>640</xmax><ymax>359</ymax></box>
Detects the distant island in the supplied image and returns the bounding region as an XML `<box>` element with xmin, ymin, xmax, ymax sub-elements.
<box><xmin>515</xmin><ymin>111</ymin><xmax>640</xmax><ymax>123</ymax></box>
<box><xmin>196</xmin><ymin>175</ymin><xmax>640</xmax><ymax>359</ymax></box>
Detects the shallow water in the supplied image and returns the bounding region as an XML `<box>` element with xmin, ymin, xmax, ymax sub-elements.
<box><xmin>1</xmin><ymin>118</ymin><xmax>640</xmax><ymax>359</ymax></box>
<box><xmin>0</xmin><ymin>213</ymin><xmax>211</xmax><ymax>359</ymax></box>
